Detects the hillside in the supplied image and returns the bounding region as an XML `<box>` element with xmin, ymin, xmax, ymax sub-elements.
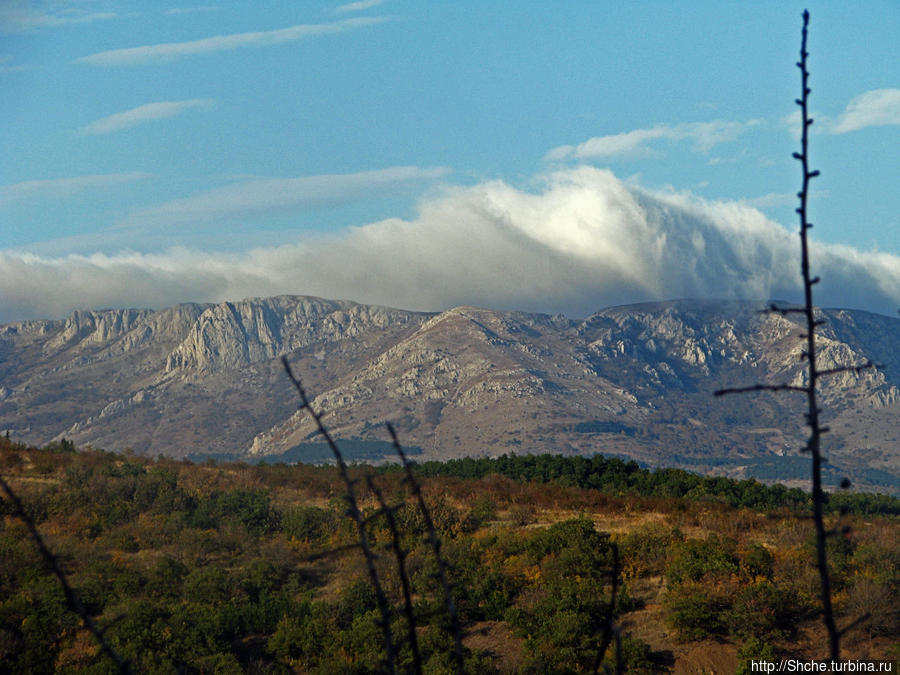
<box><xmin>1</xmin><ymin>440</ymin><xmax>897</xmax><ymax>672</ymax></box>
<box><xmin>1</xmin><ymin>296</ymin><xmax>898</xmax><ymax>492</ymax></box>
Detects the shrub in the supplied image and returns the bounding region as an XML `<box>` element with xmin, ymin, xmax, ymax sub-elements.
<box><xmin>725</xmin><ymin>579</ymin><xmax>794</xmax><ymax>639</ymax></box>
<box><xmin>736</xmin><ymin>636</ymin><xmax>777</xmax><ymax>675</ymax></box>
<box><xmin>279</xmin><ymin>504</ymin><xmax>334</xmax><ymax>543</ymax></box>
<box><xmin>665</xmin><ymin>581</ymin><xmax>730</xmax><ymax>641</ymax></box>
<box><xmin>665</xmin><ymin>535</ymin><xmax>738</xmax><ymax>587</ymax></box>
<box><xmin>618</xmin><ymin>521</ymin><xmax>684</xmax><ymax>578</ymax></box>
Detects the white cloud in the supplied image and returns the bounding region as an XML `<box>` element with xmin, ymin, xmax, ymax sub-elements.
<box><xmin>0</xmin><ymin>54</ymin><xmax>34</xmax><ymax>73</ymax></box>
<box><xmin>783</xmin><ymin>89</ymin><xmax>900</xmax><ymax>137</ymax></box>
<box><xmin>3</xmin><ymin>167</ymin><xmax>898</xmax><ymax>323</ymax></box>
<box><xmin>121</xmin><ymin>166</ymin><xmax>451</xmax><ymax>228</ymax></box>
<box><xmin>77</xmin><ymin>16</ymin><xmax>386</xmax><ymax>66</ymax></box>
<box><xmin>335</xmin><ymin>0</ymin><xmax>385</xmax><ymax>13</ymax></box>
<box><xmin>546</xmin><ymin>120</ymin><xmax>757</xmax><ymax>161</ymax></box>
<box><xmin>164</xmin><ymin>6</ymin><xmax>219</xmax><ymax>16</ymax></box>
<box><xmin>831</xmin><ymin>89</ymin><xmax>900</xmax><ymax>134</ymax></box>
<box><xmin>80</xmin><ymin>99</ymin><xmax>214</xmax><ymax>135</ymax></box>
<box><xmin>0</xmin><ymin>172</ymin><xmax>152</xmax><ymax>205</ymax></box>
<box><xmin>0</xmin><ymin>2</ymin><xmax>115</xmax><ymax>33</ymax></box>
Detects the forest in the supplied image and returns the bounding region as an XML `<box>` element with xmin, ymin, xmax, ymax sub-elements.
<box><xmin>1</xmin><ymin>435</ymin><xmax>897</xmax><ymax>673</ymax></box>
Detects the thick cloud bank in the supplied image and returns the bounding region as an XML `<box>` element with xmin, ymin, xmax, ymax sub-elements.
<box><xmin>2</xmin><ymin>167</ymin><xmax>898</xmax><ymax>323</ymax></box>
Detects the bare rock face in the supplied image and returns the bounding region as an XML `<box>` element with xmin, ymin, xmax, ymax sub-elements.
<box><xmin>1</xmin><ymin>296</ymin><xmax>897</xmax><ymax>493</ymax></box>
<box><xmin>164</xmin><ymin>296</ymin><xmax>422</xmax><ymax>373</ymax></box>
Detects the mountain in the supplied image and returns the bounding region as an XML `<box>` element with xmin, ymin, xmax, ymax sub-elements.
<box><xmin>1</xmin><ymin>295</ymin><xmax>897</xmax><ymax>493</ymax></box>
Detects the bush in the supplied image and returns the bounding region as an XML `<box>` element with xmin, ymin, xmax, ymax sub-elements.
<box><xmin>736</xmin><ymin>636</ymin><xmax>777</xmax><ymax>675</ymax></box>
<box><xmin>618</xmin><ymin>521</ymin><xmax>683</xmax><ymax>578</ymax></box>
<box><xmin>279</xmin><ymin>504</ymin><xmax>334</xmax><ymax>543</ymax></box>
<box><xmin>725</xmin><ymin>580</ymin><xmax>794</xmax><ymax>639</ymax></box>
<box><xmin>665</xmin><ymin>581</ymin><xmax>730</xmax><ymax>641</ymax></box>
<box><xmin>665</xmin><ymin>535</ymin><xmax>738</xmax><ymax>586</ymax></box>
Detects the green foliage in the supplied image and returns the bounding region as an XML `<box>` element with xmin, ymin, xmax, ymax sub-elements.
<box><xmin>665</xmin><ymin>581</ymin><xmax>730</xmax><ymax>640</ymax></box>
<box><xmin>507</xmin><ymin>518</ymin><xmax>620</xmax><ymax>670</ymax></box>
<box><xmin>187</xmin><ymin>489</ymin><xmax>278</xmax><ymax>535</ymax></box>
<box><xmin>665</xmin><ymin>535</ymin><xmax>738</xmax><ymax>586</ymax></box>
<box><xmin>279</xmin><ymin>504</ymin><xmax>334</xmax><ymax>542</ymax></box>
<box><xmin>617</xmin><ymin>521</ymin><xmax>684</xmax><ymax>578</ymax></box>
<box><xmin>1</xmin><ymin>440</ymin><xmax>897</xmax><ymax>670</ymax></box>
<box><xmin>739</xmin><ymin>543</ymin><xmax>775</xmax><ymax>581</ymax></box>
<box><xmin>409</xmin><ymin>453</ymin><xmax>900</xmax><ymax>515</ymax></box>
<box><xmin>602</xmin><ymin>635</ymin><xmax>657</xmax><ymax>675</ymax></box>
<box><xmin>736</xmin><ymin>636</ymin><xmax>777</xmax><ymax>675</ymax></box>
<box><xmin>726</xmin><ymin>579</ymin><xmax>795</xmax><ymax>639</ymax></box>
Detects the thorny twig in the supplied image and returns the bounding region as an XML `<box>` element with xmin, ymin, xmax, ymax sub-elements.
<box><xmin>387</xmin><ymin>422</ymin><xmax>466</xmax><ymax>675</ymax></box>
<box><xmin>367</xmin><ymin>476</ymin><xmax>424</xmax><ymax>674</ymax></box>
<box><xmin>715</xmin><ymin>11</ymin><xmax>877</xmax><ymax>660</ymax></box>
<box><xmin>282</xmin><ymin>356</ymin><xmax>397</xmax><ymax>673</ymax></box>
<box><xmin>593</xmin><ymin>541</ymin><xmax>623</xmax><ymax>675</ymax></box>
<box><xmin>793</xmin><ymin>11</ymin><xmax>838</xmax><ymax>658</ymax></box>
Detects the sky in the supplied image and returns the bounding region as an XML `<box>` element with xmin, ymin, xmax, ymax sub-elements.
<box><xmin>1</xmin><ymin>0</ymin><xmax>899</xmax><ymax>323</ymax></box>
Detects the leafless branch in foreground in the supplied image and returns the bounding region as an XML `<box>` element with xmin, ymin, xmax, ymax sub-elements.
<box><xmin>282</xmin><ymin>356</ymin><xmax>397</xmax><ymax>673</ymax></box>
<box><xmin>387</xmin><ymin>422</ymin><xmax>466</xmax><ymax>675</ymax></box>
<box><xmin>715</xmin><ymin>11</ymin><xmax>880</xmax><ymax>660</ymax></box>
<box><xmin>367</xmin><ymin>476</ymin><xmax>424</xmax><ymax>675</ymax></box>
<box><xmin>593</xmin><ymin>541</ymin><xmax>623</xmax><ymax>675</ymax></box>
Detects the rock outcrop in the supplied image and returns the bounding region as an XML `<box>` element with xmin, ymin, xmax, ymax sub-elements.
<box><xmin>1</xmin><ymin>296</ymin><xmax>897</xmax><ymax>492</ymax></box>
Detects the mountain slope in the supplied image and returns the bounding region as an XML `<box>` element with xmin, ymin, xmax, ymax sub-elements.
<box><xmin>1</xmin><ymin>296</ymin><xmax>897</xmax><ymax>492</ymax></box>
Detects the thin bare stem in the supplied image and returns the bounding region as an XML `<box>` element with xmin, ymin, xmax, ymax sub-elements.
<box><xmin>715</xmin><ymin>383</ymin><xmax>808</xmax><ymax>396</ymax></box>
<box><xmin>386</xmin><ymin>422</ymin><xmax>466</xmax><ymax>675</ymax></box>
<box><xmin>593</xmin><ymin>541</ymin><xmax>623</xmax><ymax>675</ymax></box>
<box><xmin>816</xmin><ymin>361</ymin><xmax>874</xmax><ymax>378</ymax></box>
<box><xmin>0</xmin><ymin>474</ymin><xmax>131</xmax><ymax>673</ymax></box>
<box><xmin>282</xmin><ymin>356</ymin><xmax>397</xmax><ymax>673</ymax></box>
<box><xmin>794</xmin><ymin>11</ymin><xmax>839</xmax><ymax>658</ymax></box>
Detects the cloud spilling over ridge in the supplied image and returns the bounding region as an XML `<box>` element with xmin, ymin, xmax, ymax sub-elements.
<box><xmin>77</xmin><ymin>17</ymin><xmax>385</xmax><ymax>65</ymax></box>
<box><xmin>2</xmin><ymin>167</ymin><xmax>898</xmax><ymax>323</ymax></box>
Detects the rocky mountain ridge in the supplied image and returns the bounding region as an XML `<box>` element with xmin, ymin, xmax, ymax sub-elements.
<box><xmin>1</xmin><ymin>295</ymin><xmax>897</xmax><ymax>493</ymax></box>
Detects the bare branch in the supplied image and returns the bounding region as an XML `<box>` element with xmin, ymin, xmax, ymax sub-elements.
<box><xmin>593</xmin><ymin>541</ymin><xmax>624</xmax><ymax>675</ymax></box>
<box><xmin>816</xmin><ymin>361</ymin><xmax>875</xmax><ymax>378</ymax></box>
<box><xmin>367</xmin><ymin>476</ymin><xmax>423</xmax><ymax>674</ymax></box>
<box><xmin>714</xmin><ymin>11</ymin><xmax>841</xmax><ymax>659</ymax></box>
<box><xmin>386</xmin><ymin>422</ymin><xmax>466</xmax><ymax>674</ymax></box>
<box><xmin>715</xmin><ymin>383</ymin><xmax>808</xmax><ymax>396</ymax></box>
<box><xmin>282</xmin><ymin>356</ymin><xmax>398</xmax><ymax>672</ymax></box>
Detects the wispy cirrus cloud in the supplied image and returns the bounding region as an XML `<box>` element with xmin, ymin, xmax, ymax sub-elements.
<box><xmin>122</xmin><ymin>166</ymin><xmax>450</xmax><ymax>228</ymax></box>
<box><xmin>0</xmin><ymin>54</ymin><xmax>34</xmax><ymax>73</ymax></box>
<box><xmin>80</xmin><ymin>99</ymin><xmax>214</xmax><ymax>135</ymax></box>
<box><xmin>831</xmin><ymin>89</ymin><xmax>900</xmax><ymax>134</ymax></box>
<box><xmin>0</xmin><ymin>172</ymin><xmax>151</xmax><ymax>205</ymax></box>
<box><xmin>546</xmin><ymin>120</ymin><xmax>759</xmax><ymax>161</ymax></box>
<box><xmin>0</xmin><ymin>2</ymin><xmax>115</xmax><ymax>34</ymax></box>
<box><xmin>164</xmin><ymin>6</ymin><xmax>220</xmax><ymax>16</ymax></box>
<box><xmin>77</xmin><ymin>16</ymin><xmax>386</xmax><ymax>66</ymax></box>
<box><xmin>335</xmin><ymin>0</ymin><xmax>385</xmax><ymax>13</ymax></box>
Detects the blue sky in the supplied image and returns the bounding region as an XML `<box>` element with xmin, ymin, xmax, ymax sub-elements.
<box><xmin>1</xmin><ymin>1</ymin><xmax>899</xmax><ymax>322</ymax></box>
